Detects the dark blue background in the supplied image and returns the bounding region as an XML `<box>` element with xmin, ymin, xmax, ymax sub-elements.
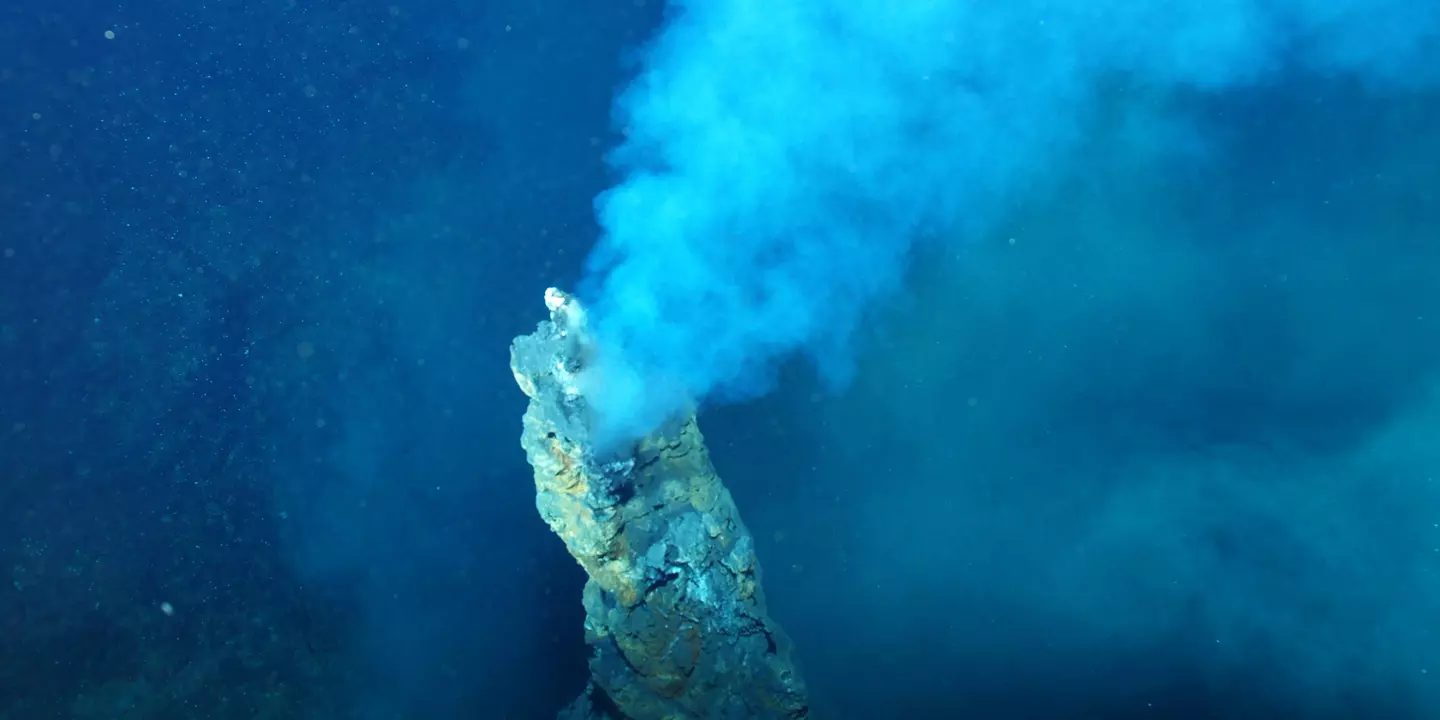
<box><xmin>2</xmin><ymin>1</ymin><xmax>1438</xmax><ymax>718</ymax></box>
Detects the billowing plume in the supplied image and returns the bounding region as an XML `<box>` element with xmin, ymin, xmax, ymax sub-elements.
<box><xmin>578</xmin><ymin>0</ymin><xmax>1439</xmax><ymax>441</ymax></box>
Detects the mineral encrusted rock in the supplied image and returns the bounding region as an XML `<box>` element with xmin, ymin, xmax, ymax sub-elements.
<box><xmin>510</xmin><ymin>288</ymin><xmax>810</xmax><ymax>720</ymax></box>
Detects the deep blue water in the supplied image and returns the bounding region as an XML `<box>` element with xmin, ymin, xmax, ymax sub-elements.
<box><xmin>2</xmin><ymin>1</ymin><xmax>1438</xmax><ymax>718</ymax></box>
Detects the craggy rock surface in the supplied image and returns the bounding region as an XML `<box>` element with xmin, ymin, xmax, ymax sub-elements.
<box><xmin>510</xmin><ymin>288</ymin><xmax>810</xmax><ymax>720</ymax></box>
